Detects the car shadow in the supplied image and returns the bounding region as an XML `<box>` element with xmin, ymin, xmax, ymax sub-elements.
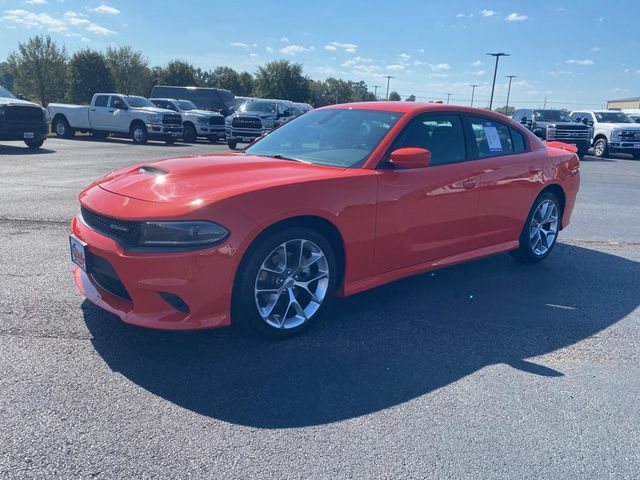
<box><xmin>0</xmin><ymin>145</ymin><xmax>56</xmax><ymax>155</ymax></box>
<box><xmin>63</xmin><ymin>136</ymin><xmax>190</xmax><ymax>147</ymax></box>
<box><xmin>83</xmin><ymin>243</ymin><xmax>639</xmax><ymax>428</ymax></box>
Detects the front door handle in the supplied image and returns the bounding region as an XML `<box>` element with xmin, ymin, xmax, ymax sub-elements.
<box><xmin>108</xmin><ymin>110</ymin><xmax>114</xmax><ymax>113</ymax></box>
<box><xmin>463</xmin><ymin>179</ymin><xmax>478</xmax><ymax>190</ymax></box>
<box><xmin>529</xmin><ymin>166</ymin><xmax>540</xmax><ymax>174</ymax></box>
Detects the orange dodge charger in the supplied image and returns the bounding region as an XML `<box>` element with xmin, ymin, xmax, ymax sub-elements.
<box><xmin>70</xmin><ymin>102</ymin><xmax>580</xmax><ymax>337</ymax></box>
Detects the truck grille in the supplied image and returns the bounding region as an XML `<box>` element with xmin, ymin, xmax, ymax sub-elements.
<box><xmin>209</xmin><ymin>116</ymin><xmax>224</xmax><ymax>126</ymax></box>
<box><xmin>5</xmin><ymin>105</ymin><xmax>45</xmax><ymax>123</ymax></box>
<box><xmin>81</xmin><ymin>207</ymin><xmax>140</xmax><ymax>247</ymax></box>
<box><xmin>619</xmin><ymin>130</ymin><xmax>640</xmax><ymax>141</ymax></box>
<box><xmin>162</xmin><ymin>114</ymin><xmax>182</xmax><ymax>126</ymax></box>
<box><xmin>232</xmin><ymin>116</ymin><xmax>262</xmax><ymax>130</ymax></box>
<box><xmin>548</xmin><ymin>128</ymin><xmax>590</xmax><ymax>141</ymax></box>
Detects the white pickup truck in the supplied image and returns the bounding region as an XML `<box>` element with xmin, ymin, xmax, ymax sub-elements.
<box><xmin>149</xmin><ymin>98</ymin><xmax>226</xmax><ymax>143</ymax></box>
<box><xmin>570</xmin><ymin>110</ymin><xmax>640</xmax><ymax>158</ymax></box>
<box><xmin>48</xmin><ymin>93</ymin><xmax>183</xmax><ymax>144</ymax></box>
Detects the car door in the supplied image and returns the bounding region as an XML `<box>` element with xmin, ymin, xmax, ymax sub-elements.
<box><xmin>465</xmin><ymin>115</ymin><xmax>542</xmax><ymax>247</ymax></box>
<box><xmin>104</xmin><ymin>95</ymin><xmax>129</xmax><ymax>132</ymax></box>
<box><xmin>88</xmin><ymin>94</ymin><xmax>111</xmax><ymax>129</ymax></box>
<box><xmin>374</xmin><ymin>113</ymin><xmax>483</xmax><ymax>273</ymax></box>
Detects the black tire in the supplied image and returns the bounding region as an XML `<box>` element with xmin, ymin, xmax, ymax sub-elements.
<box><xmin>577</xmin><ymin>145</ymin><xmax>589</xmax><ymax>159</ymax></box>
<box><xmin>25</xmin><ymin>138</ymin><xmax>45</xmax><ymax>149</ymax></box>
<box><xmin>632</xmin><ymin>153</ymin><xmax>640</xmax><ymax>160</ymax></box>
<box><xmin>182</xmin><ymin>124</ymin><xmax>197</xmax><ymax>143</ymax></box>
<box><xmin>53</xmin><ymin>117</ymin><xmax>75</xmax><ymax>138</ymax></box>
<box><xmin>165</xmin><ymin>138</ymin><xmax>176</xmax><ymax>145</ymax></box>
<box><xmin>593</xmin><ymin>137</ymin><xmax>609</xmax><ymax>158</ymax></box>
<box><xmin>228</xmin><ymin>140</ymin><xmax>237</xmax><ymax>150</ymax></box>
<box><xmin>510</xmin><ymin>192</ymin><xmax>561</xmax><ymax>263</ymax></box>
<box><xmin>232</xmin><ymin>226</ymin><xmax>337</xmax><ymax>338</ymax></box>
<box><xmin>130</xmin><ymin>123</ymin><xmax>148</xmax><ymax>144</ymax></box>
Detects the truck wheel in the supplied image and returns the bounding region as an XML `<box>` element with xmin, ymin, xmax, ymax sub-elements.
<box><xmin>53</xmin><ymin>117</ymin><xmax>75</xmax><ymax>138</ymax></box>
<box><xmin>182</xmin><ymin>125</ymin><xmax>197</xmax><ymax>143</ymax></box>
<box><xmin>593</xmin><ymin>138</ymin><xmax>609</xmax><ymax>158</ymax></box>
<box><xmin>25</xmin><ymin>138</ymin><xmax>45</xmax><ymax>149</ymax></box>
<box><xmin>131</xmin><ymin>124</ymin><xmax>148</xmax><ymax>144</ymax></box>
<box><xmin>228</xmin><ymin>140</ymin><xmax>237</xmax><ymax>150</ymax></box>
<box><xmin>165</xmin><ymin>138</ymin><xmax>176</xmax><ymax>145</ymax></box>
<box><xmin>577</xmin><ymin>145</ymin><xmax>589</xmax><ymax>159</ymax></box>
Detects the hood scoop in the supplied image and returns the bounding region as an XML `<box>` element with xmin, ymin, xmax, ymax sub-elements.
<box><xmin>139</xmin><ymin>165</ymin><xmax>169</xmax><ymax>176</ymax></box>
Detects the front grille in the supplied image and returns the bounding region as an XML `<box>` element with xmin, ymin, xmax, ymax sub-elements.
<box><xmin>89</xmin><ymin>253</ymin><xmax>132</xmax><ymax>301</ymax></box>
<box><xmin>619</xmin><ymin>130</ymin><xmax>640</xmax><ymax>141</ymax></box>
<box><xmin>5</xmin><ymin>105</ymin><xmax>45</xmax><ymax>123</ymax></box>
<box><xmin>209</xmin><ymin>116</ymin><xmax>224</xmax><ymax>126</ymax></box>
<box><xmin>549</xmin><ymin>129</ymin><xmax>590</xmax><ymax>140</ymax></box>
<box><xmin>81</xmin><ymin>207</ymin><xmax>140</xmax><ymax>247</ymax></box>
<box><xmin>232</xmin><ymin>116</ymin><xmax>262</xmax><ymax>130</ymax></box>
<box><xmin>162</xmin><ymin>114</ymin><xmax>181</xmax><ymax>126</ymax></box>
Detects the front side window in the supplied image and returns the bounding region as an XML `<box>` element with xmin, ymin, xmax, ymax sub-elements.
<box><xmin>109</xmin><ymin>96</ymin><xmax>125</xmax><ymax>108</ymax></box>
<box><xmin>469</xmin><ymin>116</ymin><xmax>514</xmax><ymax>157</ymax></box>
<box><xmin>245</xmin><ymin>108</ymin><xmax>402</xmax><ymax>168</ymax></box>
<box><xmin>390</xmin><ymin>114</ymin><xmax>466</xmax><ymax>166</ymax></box>
<box><xmin>533</xmin><ymin>110</ymin><xmax>573</xmax><ymax>122</ymax></box>
<box><xmin>124</xmin><ymin>96</ymin><xmax>156</xmax><ymax>108</ymax></box>
<box><xmin>176</xmin><ymin>100</ymin><xmax>197</xmax><ymax>111</ymax></box>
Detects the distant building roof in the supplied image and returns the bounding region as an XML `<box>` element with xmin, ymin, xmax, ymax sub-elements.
<box><xmin>608</xmin><ymin>97</ymin><xmax>640</xmax><ymax>103</ymax></box>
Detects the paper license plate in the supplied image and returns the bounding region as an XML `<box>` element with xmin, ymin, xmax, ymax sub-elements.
<box><xmin>241</xmin><ymin>137</ymin><xmax>251</xmax><ymax>142</ymax></box>
<box><xmin>23</xmin><ymin>132</ymin><xmax>34</xmax><ymax>139</ymax></box>
<box><xmin>69</xmin><ymin>235</ymin><xmax>89</xmax><ymax>272</ymax></box>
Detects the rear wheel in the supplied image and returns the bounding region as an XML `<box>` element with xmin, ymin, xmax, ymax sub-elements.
<box><xmin>131</xmin><ymin>123</ymin><xmax>148</xmax><ymax>144</ymax></box>
<box><xmin>25</xmin><ymin>138</ymin><xmax>44</xmax><ymax>149</ymax></box>
<box><xmin>593</xmin><ymin>137</ymin><xmax>609</xmax><ymax>158</ymax></box>
<box><xmin>228</xmin><ymin>140</ymin><xmax>237</xmax><ymax>150</ymax></box>
<box><xmin>511</xmin><ymin>192</ymin><xmax>561</xmax><ymax>263</ymax></box>
<box><xmin>53</xmin><ymin>117</ymin><xmax>75</xmax><ymax>138</ymax></box>
<box><xmin>233</xmin><ymin>227</ymin><xmax>337</xmax><ymax>338</ymax></box>
<box><xmin>182</xmin><ymin>124</ymin><xmax>197</xmax><ymax>143</ymax></box>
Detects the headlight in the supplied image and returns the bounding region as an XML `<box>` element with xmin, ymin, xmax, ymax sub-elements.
<box><xmin>611</xmin><ymin>129</ymin><xmax>620</xmax><ymax>141</ymax></box>
<box><xmin>139</xmin><ymin>221</ymin><xmax>229</xmax><ymax>247</ymax></box>
<box><xmin>148</xmin><ymin>115</ymin><xmax>162</xmax><ymax>124</ymax></box>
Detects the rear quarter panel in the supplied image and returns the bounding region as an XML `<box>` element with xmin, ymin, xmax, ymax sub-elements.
<box><xmin>50</xmin><ymin>104</ymin><xmax>91</xmax><ymax>129</ymax></box>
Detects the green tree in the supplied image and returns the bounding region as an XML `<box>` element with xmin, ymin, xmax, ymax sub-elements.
<box><xmin>495</xmin><ymin>105</ymin><xmax>515</xmax><ymax>116</ymax></box>
<box><xmin>254</xmin><ymin>60</ymin><xmax>310</xmax><ymax>102</ymax></box>
<box><xmin>405</xmin><ymin>94</ymin><xmax>416</xmax><ymax>102</ymax></box>
<box><xmin>237</xmin><ymin>71</ymin><xmax>254</xmax><ymax>96</ymax></box>
<box><xmin>67</xmin><ymin>49</ymin><xmax>114</xmax><ymax>103</ymax></box>
<box><xmin>7</xmin><ymin>35</ymin><xmax>67</xmax><ymax>105</ymax></box>
<box><xmin>105</xmin><ymin>46</ymin><xmax>150</xmax><ymax>96</ymax></box>
<box><xmin>0</xmin><ymin>62</ymin><xmax>14</xmax><ymax>92</ymax></box>
<box><xmin>159</xmin><ymin>59</ymin><xmax>198</xmax><ymax>86</ymax></box>
<box><xmin>388</xmin><ymin>91</ymin><xmax>401</xmax><ymax>101</ymax></box>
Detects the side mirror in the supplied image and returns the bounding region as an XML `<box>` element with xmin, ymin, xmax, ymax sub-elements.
<box><xmin>113</xmin><ymin>102</ymin><xmax>127</xmax><ymax>110</ymax></box>
<box><xmin>520</xmin><ymin>116</ymin><xmax>528</xmax><ymax>125</ymax></box>
<box><xmin>582</xmin><ymin>118</ymin><xmax>592</xmax><ymax>126</ymax></box>
<box><xmin>283</xmin><ymin>109</ymin><xmax>292</xmax><ymax>117</ymax></box>
<box><xmin>389</xmin><ymin>147</ymin><xmax>431</xmax><ymax>169</ymax></box>
<box><xmin>228</xmin><ymin>106</ymin><xmax>235</xmax><ymax>115</ymax></box>
<box><xmin>17</xmin><ymin>93</ymin><xmax>28</xmax><ymax>101</ymax></box>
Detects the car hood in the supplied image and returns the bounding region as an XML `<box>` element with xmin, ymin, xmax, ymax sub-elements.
<box><xmin>97</xmin><ymin>153</ymin><xmax>347</xmax><ymax>204</ymax></box>
<box><xmin>0</xmin><ymin>96</ymin><xmax>40</xmax><ymax>107</ymax></box>
<box><xmin>606</xmin><ymin>123</ymin><xmax>640</xmax><ymax>129</ymax></box>
<box><xmin>186</xmin><ymin>109</ymin><xmax>223</xmax><ymax>117</ymax></box>
<box><xmin>131</xmin><ymin>106</ymin><xmax>175</xmax><ymax>115</ymax></box>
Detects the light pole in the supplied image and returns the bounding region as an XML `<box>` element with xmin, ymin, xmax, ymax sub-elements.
<box><xmin>486</xmin><ymin>52</ymin><xmax>510</xmax><ymax>110</ymax></box>
<box><xmin>383</xmin><ymin>75</ymin><xmax>395</xmax><ymax>100</ymax></box>
<box><xmin>371</xmin><ymin>85</ymin><xmax>381</xmax><ymax>99</ymax></box>
<box><xmin>505</xmin><ymin>75</ymin><xmax>517</xmax><ymax>112</ymax></box>
<box><xmin>470</xmin><ymin>84</ymin><xmax>479</xmax><ymax>107</ymax></box>
<box><xmin>446</xmin><ymin>93</ymin><xmax>452</xmax><ymax>104</ymax></box>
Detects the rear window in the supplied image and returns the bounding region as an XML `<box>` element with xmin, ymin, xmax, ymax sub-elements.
<box><xmin>511</xmin><ymin>128</ymin><xmax>527</xmax><ymax>153</ymax></box>
<box><xmin>94</xmin><ymin>95</ymin><xmax>109</xmax><ymax>107</ymax></box>
<box><xmin>469</xmin><ymin>116</ymin><xmax>514</xmax><ymax>157</ymax></box>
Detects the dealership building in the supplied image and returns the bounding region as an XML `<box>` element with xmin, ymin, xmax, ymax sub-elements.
<box><xmin>607</xmin><ymin>97</ymin><xmax>640</xmax><ymax>110</ymax></box>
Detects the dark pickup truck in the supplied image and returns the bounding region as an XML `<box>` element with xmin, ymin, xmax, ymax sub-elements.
<box><xmin>512</xmin><ymin>108</ymin><xmax>591</xmax><ymax>158</ymax></box>
<box><xmin>0</xmin><ymin>86</ymin><xmax>48</xmax><ymax>149</ymax></box>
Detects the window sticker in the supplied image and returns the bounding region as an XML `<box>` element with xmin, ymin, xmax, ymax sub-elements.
<box><xmin>483</xmin><ymin>122</ymin><xmax>503</xmax><ymax>152</ymax></box>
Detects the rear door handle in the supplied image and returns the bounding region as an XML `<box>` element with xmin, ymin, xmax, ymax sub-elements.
<box><xmin>529</xmin><ymin>166</ymin><xmax>540</xmax><ymax>174</ymax></box>
<box><xmin>108</xmin><ymin>110</ymin><xmax>114</xmax><ymax>113</ymax></box>
<box><xmin>463</xmin><ymin>179</ymin><xmax>478</xmax><ymax>190</ymax></box>
<box><xmin>90</xmin><ymin>109</ymin><xmax>96</xmax><ymax>112</ymax></box>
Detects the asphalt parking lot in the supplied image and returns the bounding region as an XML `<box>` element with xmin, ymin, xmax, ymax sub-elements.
<box><xmin>1</xmin><ymin>138</ymin><xmax>639</xmax><ymax>479</ymax></box>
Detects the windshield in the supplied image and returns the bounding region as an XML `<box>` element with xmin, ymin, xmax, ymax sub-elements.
<box><xmin>534</xmin><ymin>110</ymin><xmax>573</xmax><ymax>122</ymax></box>
<box><xmin>176</xmin><ymin>100</ymin><xmax>198</xmax><ymax>111</ymax></box>
<box><xmin>124</xmin><ymin>96</ymin><xmax>157</xmax><ymax>108</ymax></box>
<box><xmin>595</xmin><ymin>112</ymin><xmax>633</xmax><ymax>124</ymax></box>
<box><xmin>239</xmin><ymin>100</ymin><xmax>277</xmax><ymax>114</ymax></box>
<box><xmin>0</xmin><ymin>85</ymin><xmax>15</xmax><ymax>98</ymax></box>
<box><xmin>245</xmin><ymin>108</ymin><xmax>403</xmax><ymax>168</ymax></box>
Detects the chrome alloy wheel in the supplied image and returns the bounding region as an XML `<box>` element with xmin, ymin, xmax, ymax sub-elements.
<box><xmin>254</xmin><ymin>239</ymin><xmax>329</xmax><ymax>330</ymax></box>
<box><xmin>133</xmin><ymin>127</ymin><xmax>145</xmax><ymax>142</ymax></box>
<box><xmin>529</xmin><ymin>200</ymin><xmax>559</xmax><ymax>256</ymax></box>
<box><xmin>55</xmin><ymin>121</ymin><xmax>66</xmax><ymax>136</ymax></box>
<box><xmin>594</xmin><ymin>140</ymin><xmax>606</xmax><ymax>156</ymax></box>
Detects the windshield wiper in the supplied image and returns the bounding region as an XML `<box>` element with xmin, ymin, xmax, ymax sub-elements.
<box><xmin>267</xmin><ymin>154</ymin><xmax>304</xmax><ymax>163</ymax></box>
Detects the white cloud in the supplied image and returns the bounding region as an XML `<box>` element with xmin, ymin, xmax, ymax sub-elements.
<box><xmin>230</xmin><ymin>42</ymin><xmax>249</xmax><ymax>47</ymax></box>
<box><xmin>249</xmin><ymin>53</ymin><xmax>258</xmax><ymax>58</ymax></box>
<box><xmin>91</xmin><ymin>4</ymin><xmax>120</xmax><ymax>15</ymax></box>
<box><xmin>325</xmin><ymin>41</ymin><xmax>358</xmax><ymax>53</ymax></box>
<box><xmin>505</xmin><ymin>13</ymin><xmax>528</xmax><ymax>21</ymax></box>
<box><xmin>413</xmin><ymin>60</ymin><xmax>424</xmax><ymax>66</ymax></box>
<box><xmin>63</xmin><ymin>11</ymin><xmax>90</xmax><ymax>26</ymax></box>
<box><xmin>472</xmin><ymin>60</ymin><xmax>483</xmax><ymax>66</ymax></box>
<box><xmin>398</xmin><ymin>53</ymin><xmax>411</xmax><ymax>61</ymax></box>
<box><xmin>280</xmin><ymin>36</ymin><xmax>289</xmax><ymax>43</ymax></box>
<box><xmin>428</xmin><ymin>63</ymin><xmax>450</xmax><ymax>71</ymax></box>
<box><xmin>473</xmin><ymin>70</ymin><xmax>485</xmax><ymax>76</ymax></box>
<box><xmin>417</xmin><ymin>48</ymin><xmax>424</xmax><ymax>53</ymax></box>
<box><xmin>280</xmin><ymin>44</ymin><xmax>314</xmax><ymax>55</ymax></box>
<box><xmin>591</xmin><ymin>47</ymin><xmax>602</xmax><ymax>52</ymax></box>
<box><xmin>549</xmin><ymin>70</ymin><xmax>572</xmax><ymax>77</ymax></box>
<box><xmin>2</xmin><ymin>9</ymin><xmax>67</xmax><ymax>31</ymax></box>
<box><xmin>456</xmin><ymin>13</ymin><xmax>465</xmax><ymax>18</ymax></box>
<box><xmin>566</xmin><ymin>59</ymin><xmax>594</xmax><ymax>65</ymax></box>
<box><xmin>86</xmin><ymin>23</ymin><xmax>115</xmax><ymax>35</ymax></box>
<box><xmin>266</xmin><ymin>46</ymin><xmax>273</xmax><ymax>53</ymax></box>
<box><xmin>386</xmin><ymin>64</ymin><xmax>405</xmax><ymax>71</ymax></box>
<box><xmin>25</xmin><ymin>0</ymin><xmax>47</xmax><ymax>4</ymax></box>
<box><xmin>481</xmin><ymin>9</ymin><xmax>496</xmax><ymax>17</ymax></box>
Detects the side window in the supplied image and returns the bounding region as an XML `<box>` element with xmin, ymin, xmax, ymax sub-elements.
<box><xmin>511</xmin><ymin>128</ymin><xmax>527</xmax><ymax>153</ymax></box>
<box><xmin>468</xmin><ymin>116</ymin><xmax>514</xmax><ymax>157</ymax></box>
<box><xmin>110</xmin><ymin>96</ymin><xmax>125</xmax><ymax>108</ymax></box>
<box><xmin>391</xmin><ymin>114</ymin><xmax>466</xmax><ymax>166</ymax></box>
<box><xmin>94</xmin><ymin>95</ymin><xmax>109</xmax><ymax>107</ymax></box>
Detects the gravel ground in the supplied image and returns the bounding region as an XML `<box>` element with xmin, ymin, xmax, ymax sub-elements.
<box><xmin>1</xmin><ymin>138</ymin><xmax>639</xmax><ymax>479</ymax></box>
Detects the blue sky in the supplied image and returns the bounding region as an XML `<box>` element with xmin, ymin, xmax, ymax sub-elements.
<box><xmin>1</xmin><ymin>0</ymin><xmax>639</xmax><ymax>109</ymax></box>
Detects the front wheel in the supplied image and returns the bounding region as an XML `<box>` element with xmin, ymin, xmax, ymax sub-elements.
<box><xmin>165</xmin><ymin>137</ymin><xmax>176</xmax><ymax>145</ymax></box>
<box><xmin>131</xmin><ymin>124</ymin><xmax>148</xmax><ymax>144</ymax></box>
<box><xmin>25</xmin><ymin>138</ymin><xmax>45</xmax><ymax>149</ymax></box>
<box><xmin>511</xmin><ymin>192</ymin><xmax>561</xmax><ymax>263</ymax></box>
<box><xmin>182</xmin><ymin>124</ymin><xmax>197</xmax><ymax>143</ymax></box>
<box><xmin>577</xmin><ymin>145</ymin><xmax>589</xmax><ymax>159</ymax></box>
<box><xmin>53</xmin><ymin>117</ymin><xmax>75</xmax><ymax>138</ymax></box>
<box><xmin>593</xmin><ymin>138</ymin><xmax>609</xmax><ymax>158</ymax></box>
<box><xmin>233</xmin><ymin>227</ymin><xmax>337</xmax><ymax>338</ymax></box>
<box><xmin>227</xmin><ymin>140</ymin><xmax>237</xmax><ymax>150</ymax></box>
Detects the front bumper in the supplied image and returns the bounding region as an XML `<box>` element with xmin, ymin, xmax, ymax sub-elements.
<box><xmin>0</xmin><ymin>121</ymin><xmax>48</xmax><ymax>141</ymax></box>
<box><xmin>609</xmin><ymin>141</ymin><xmax>640</xmax><ymax>152</ymax></box>
<box><xmin>70</xmin><ymin>199</ymin><xmax>253</xmax><ymax>330</ymax></box>
<box><xmin>147</xmin><ymin>123</ymin><xmax>183</xmax><ymax>140</ymax></box>
<box><xmin>196</xmin><ymin>124</ymin><xmax>225</xmax><ymax>137</ymax></box>
<box><xmin>226</xmin><ymin>127</ymin><xmax>270</xmax><ymax>142</ymax></box>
